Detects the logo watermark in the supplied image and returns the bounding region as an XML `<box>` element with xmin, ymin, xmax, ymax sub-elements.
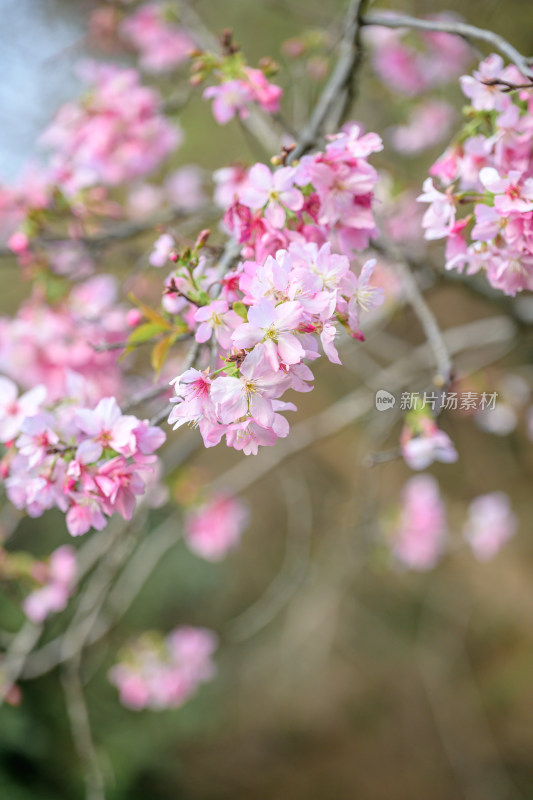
<box><xmin>375</xmin><ymin>389</ymin><xmax>396</xmax><ymax>410</ymax></box>
<box><xmin>375</xmin><ymin>390</ymin><xmax>499</xmax><ymax>412</ymax></box>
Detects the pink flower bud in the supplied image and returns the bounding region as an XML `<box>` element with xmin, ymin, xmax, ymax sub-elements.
<box><xmin>126</xmin><ymin>309</ymin><xmax>143</xmax><ymax>327</ymax></box>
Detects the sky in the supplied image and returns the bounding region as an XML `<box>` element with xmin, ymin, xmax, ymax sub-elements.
<box><xmin>0</xmin><ymin>0</ymin><xmax>86</xmax><ymax>181</ymax></box>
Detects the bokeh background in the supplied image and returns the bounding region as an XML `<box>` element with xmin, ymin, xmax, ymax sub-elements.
<box><xmin>1</xmin><ymin>1</ymin><xmax>533</xmax><ymax>799</ymax></box>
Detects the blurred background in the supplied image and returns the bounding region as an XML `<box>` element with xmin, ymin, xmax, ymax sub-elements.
<box><xmin>1</xmin><ymin>1</ymin><xmax>533</xmax><ymax>799</ymax></box>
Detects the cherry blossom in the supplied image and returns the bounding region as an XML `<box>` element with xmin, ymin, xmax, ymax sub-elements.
<box><xmin>120</xmin><ymin>2</ymin><xmax>194</xmax><ymax>73</ymax></box>
<box><xmin>0</xmin><ymin>389</ymin><xmax>166</xmax><ymax>536</ymax></box>
<box><xmin>418</xmin><ymin>55</ymin><xmax>533</xmax><ymax>295</ymax></box>
<box><xmin>0</xmin><ymin>379</ymin><xmax>47</xmax><ymax>444</ymax></box>
<box><xmin>463</xmin><ymin>492</ymin><xmax>518</xmax><ymax>560</ymax></box>
<box><xmin>184</xmin><ymin>493</ymin><xmax>249</xmax><ymax>560</ymax></box>
<box><xmin>401</xmin><ymin>418</ymin><xmax>458</xmax><ymax>470</ymax></box>
<box><xmin>392</xmin><ymin>475</ymin><xmax>447</xmax><ymax>571</ymax></box>
<box><xmin>23</xmin><ymin>546</ymin><xmax>77</xmax><ymax>624</ymax></box>
<box><xmin>109</xmin><ymin>626</ymin><xmax>217</xmax><ymax>710</ymax></box>
<box><xmin>241</xmin><ymin>164</ymin><xmax>304</xmax><ymax>228</ymax></box>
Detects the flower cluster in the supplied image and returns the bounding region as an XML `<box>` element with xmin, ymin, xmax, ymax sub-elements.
<box><xmin>120</xmin><ymin>2</ymin><xmax>194</xmax><ymax>73</ymax></box>
<box><xmin>166</xmin><ymin>248</ymin><xmax>384</xmax><ymax>453</ymax></box>
<box><xmin>0</xmin><ymin>386</ymin><xmax>166</xmax><ymax>536</ymax></box>
<box><xmin>40</xmin><ymin>62</ymin><xmax>180</xmax><ymax>195</ymax></box>
<box><xmin>203</xmin><ymin>67</ymin><xmax>282</xmax><ymax>125</ymax></box>
<box><xmin>192</xmin><ymin>38</ymin><xmax>282</xmax><ymax>125</ymax></box>
<box><xmin>419</xmin><ymin>54</ymin><xmax>533</xmax><ymax>295</ymax></box>
<box><xmin>108</xmin><ymin>626</ymin><xmax>217</xmax><ymax>710</ymax></box>
<box><xmin>0</xmin><ymin>275</ymin><xmax>129</xmax><ymax>404</ymax></box>
<box><xmin>223</xmin><ymin>123</ymin><xmax>382</xmax><ymax>260</ymax></box>
<box><xmin>184</xmin><ymin>493</ymin><xmax>249</xmax><ymax>561</ymax></box>
<box><xmin>23</xmin><ymin>545</ymin><xmax>77</xmax><ymax>624</ymax></box>
<box><xmin>161</xmin><ymin>126</ymin><xmax>385</xmax><ymax>453</ymax></box>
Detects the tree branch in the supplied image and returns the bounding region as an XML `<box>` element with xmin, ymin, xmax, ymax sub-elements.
<box><xmin>372</xmin><ymin>237</ymin><xmax>453</xmax><ymax>387</ymax></box>
<box><xmin>0</xmin><ymin>206</ymin><xmax>216</xmax><ymax>260</ymax></box>
<box><xmin>61</xmin><ymin>656</ymin><xmax>106</xmax><ymax>800</ymax></box>
<box><xmin>292</xmin><ymin>0</ymin><xmax>368</xmax><ymax>160</ymax></box>
<box><xmin>362</xmin><ymin>11</ymin><xmax>533</xmax><ymax>80</ymax></box>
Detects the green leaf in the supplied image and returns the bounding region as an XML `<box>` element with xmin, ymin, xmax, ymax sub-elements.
<box><xmin>128</xmin><ymin>293</ymin><xmax>173</xmax><ymax>329</ymax></box>
<box><xmin>127</xmin><ymin>322</ymin><xmax>167</xmax><ymax>346</ymax></box>
<box><xmin>151</xmin><ymin>335</ymin><xmax>173</xmax><ymax>376</ymax></box>
<box><xmin>232</xmin><ymin>301</ymin><xmax>248</xmax><ymax>320</ymax></box>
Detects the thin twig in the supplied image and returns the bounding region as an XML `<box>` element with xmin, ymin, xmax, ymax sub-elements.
<box><xmin>22</xmin><ymin>515</ymin><xmax>181</xmax><ymax>679</ymax></box>
<box><xmin>0</xmin><ymin>621</ymin><xmax>43</xmax><ymax>704</ymax></box>
<box><xmin>0</xmin><ymin>206</ymin><xmax>217</xmax><ymax>259</ymax></box>
<box><xmin>373</xmin><ymin>237</ymin><xmax>453</xmax><ymax>387</ymax></box>
<box><xmin>362</xmin><ymin>11</ymin><xmax>533</xmax><ymax>80</ymax></box>
<box><xmin>21</xmin><ymin>438</ymin><xmax>199</xmax><ymax>680</ymax></box>
<box><xmin>122</xmin><ymin>381</ymin><xmax>173</xmax><ymax>413</ymax></box>
<box><xmin>61</xmin><ymin>655</ymin><xmax>106</xmax><ymax>800</ymax></box>
<box><xmin>149</xmin><ymin>238</ymin><xmax>241</xmax><ymax>425</ymax></box>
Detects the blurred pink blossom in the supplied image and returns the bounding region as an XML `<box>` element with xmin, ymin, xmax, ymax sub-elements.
<box><xmin>184</xmin><ymin>493</ymin><xmax>249</xmax><ymax>561</ymax></box>
<box><xmin>393</xmin><ymin>475</ymin><xmax>447</xmax><ymax>570</ymax></box>
<box><xmin>389</xmin><ymin>101</ymin><xmax>455</xmax><ymax>155</ymax></box>
<box><xmin>463</xmin><ymin>492</ymin><xmax>517</xmax><ymax>560</ymax></box>
<box><xmin>23</xmin><ymin>546</ymin><xmax>77</xmax><ymax>623</ymax></box>
<box><xmin>109</xmin><ymin>626</ymin><xmax>217</xmax><ymax>710</ymax></box>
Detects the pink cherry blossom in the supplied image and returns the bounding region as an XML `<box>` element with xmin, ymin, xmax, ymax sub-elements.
<box><xmin>184</xmin><ymin>493</ymin><xmax>249</xmax><ymax>561</ymax></box>
<box><xmin>149</xmin><ymin>233</ymin><xmax>175</xmax><ymax>267</ymax></box>
<box><xmin>463</xmin><ymin>492</ymin><xmax>517</xmax><ymax>560</ymax></box>
<box><xmin>0</xmin><ymin>379</ymin><xmax>47</xmax><ymax>443</ymax></box>
<box><xmin>401</xmin><ymin>420</ymin><xmax>458</xmax><ymax>470</ymax></box>
<box><xmin>203</xmin><ymin>81</ymin><xmax>254</xmax><ymax>125</ymax></box>
<box><xmin>232</xmin><ymin>298</ymin><xmax>304</xmax><ymax>371</ymax></box>
<box><xmin>109</xmin><ymin>626</ymin><xmax>217</xmax><ymax>710</ymax></box>
<box><xmin>243</xmin><ymin>67</ymin><xmax>282</xmax><ymax>113</ymax></box>
<box><xmin>241</xmin><ymin>164</ymin><xmax>303</xmax><ymax>228</ymax></box>
<box><xmin>210</xmin><ymin>347</ymin><xmax>286</xmax><ymax>427</ymax></box>
<box><xmin>120</xmin><ymin>3</ymin><xmax>194</xmax><ymax>73</ymax></box>
<box><xmin>75</xmin><ymin>397</ymin><xmax>139</xmax><ymax>462</ymax></box>
<box><xmin>23</xmin><ymin>546</ymin><xmax>77</xmax><ymax>623</ymax></box>
<box><xmin>393</xmin><ymin>475</ymin><xmax>447</xmax><ymax>571</ymax></box>
<box><xmin>194</xmin><ymin>300</ymin><xmax>240</xmax><ymax>349</ymax></box>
